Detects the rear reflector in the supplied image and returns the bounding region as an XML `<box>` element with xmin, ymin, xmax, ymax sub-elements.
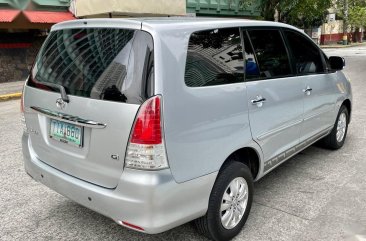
<box><xmin>125</xmin><ymin>95</ymin><xmax>168</xmax><ymax>170</ymax></box>
<box><xmin>120</xmin><ymin>221</ymin><xmax>144</xmax><ymax>231</ymax></box>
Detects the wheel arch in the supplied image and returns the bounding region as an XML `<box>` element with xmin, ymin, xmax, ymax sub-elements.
<box><xmin>220</xmin><ymin>147</ymin><xmax>261</xmax><ymax>180</ymax></box>
<box><xmin>342</xmin><ymin>99</ymin><xmax>351</xmax><ymax>123</ymax></box>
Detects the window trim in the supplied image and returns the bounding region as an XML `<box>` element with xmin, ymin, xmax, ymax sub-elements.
<box><xmin>241</xmin><ymin>29</ymin><xmax>261</xmax><ymax>82</ymax></box>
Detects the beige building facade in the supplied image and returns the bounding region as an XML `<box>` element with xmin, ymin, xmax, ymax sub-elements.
<box><xmin>72</xmin><ymin>0</ymin><xmax>186</xmax><ymax>18</ymax></box>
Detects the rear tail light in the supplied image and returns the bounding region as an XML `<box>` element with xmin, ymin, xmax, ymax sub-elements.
<box><xmin>125</xmin><ymin>95</ymin><xmax>168</xmax><ymax>170</ymax></box>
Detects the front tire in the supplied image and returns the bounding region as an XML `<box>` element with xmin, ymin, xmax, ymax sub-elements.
<box><xmin>322</xmin><ymin>105</ymin><xmax>349</xmax><ymax>149</ymax></box>
<box><xmin>195</xmin><ymin>160</ymin><xmax>253</xmax><ymax>241</ymax></box>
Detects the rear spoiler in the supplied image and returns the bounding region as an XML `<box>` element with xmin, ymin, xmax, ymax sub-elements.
<box><xmin>52</xmin><ymin>18</ymin><xmax>142</xmax><ymax>32</ymax></box>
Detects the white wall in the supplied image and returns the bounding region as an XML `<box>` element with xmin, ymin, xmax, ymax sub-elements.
<box><xmin>75</xmin><ymin>0</ymin><xmax>186</xmax><ymax>17</ymax></box>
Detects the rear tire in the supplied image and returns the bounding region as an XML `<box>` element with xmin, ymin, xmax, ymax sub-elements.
<box><xmin>195</xmin><ymin>159</ymin><xmax>253</xmax><ymax>241</ymax></box>
<box><xmin>322</xmin><ymin>105</ymin><xmax>349</xmax><ymax>150</ymax></box>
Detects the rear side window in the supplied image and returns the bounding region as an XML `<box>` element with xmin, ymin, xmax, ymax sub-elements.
<box><xmin>284</xmin><ymin>31</ymin><xmax>325</xmax><ymax>74</ymax></box>
<box><xmin>184</xmin><ymin>28</ymin><xmax>244</xmax><ymax>87</ymax></box>
<box><xmin>28</xmin><ymin>28</ymin><xmax>154</xmax><ymax>104</ymax></box>
<box><xmin>247</xmin><ymin>30</ymin><xmax>292</xmax><ymax>79</ymax></box>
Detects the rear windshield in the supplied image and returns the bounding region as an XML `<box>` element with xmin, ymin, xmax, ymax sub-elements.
<box><xmin>28</xmin><ymin>28</ymin><xmax>154</xmax><ymax>104</ymax></box>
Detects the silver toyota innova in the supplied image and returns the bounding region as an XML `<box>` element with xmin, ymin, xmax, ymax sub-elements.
<box><xmin>21</xmin><ymin>18</ymin><xmax>352</xmax><ymax>241</ymax></box>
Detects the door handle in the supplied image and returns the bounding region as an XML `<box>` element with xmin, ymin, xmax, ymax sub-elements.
<box><xmin>251</xmin><ymin>97</ymin><xmax>266</xmax><ymax>104</ymax></box>
<box><xmin>303</xmin><ymin>86</ymin><xmax>313</xmax><ymax>95</ymax></box>
<box><xmin>251</xmin><ymin>96</ymin><xmax>266</xmax><ymax>107</ymax></box>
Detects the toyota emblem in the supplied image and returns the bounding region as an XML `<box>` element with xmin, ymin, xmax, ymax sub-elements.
<box><xmin>56</xmin><ymin>98</ymin><xmax>67</xmax><ymax>110</ymax></box>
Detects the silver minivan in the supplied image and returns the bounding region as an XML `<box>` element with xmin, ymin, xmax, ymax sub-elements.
<box><xmin>21</xmin><ymin>18</ymin><xmax>352</xmax><ymax>241</ymax></box>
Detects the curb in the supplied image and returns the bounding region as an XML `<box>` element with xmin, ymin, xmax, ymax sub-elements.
<box><xmin>0</xmin><ymin>92</ymin><xmax>22</xmax><ymax>102</ymax></box>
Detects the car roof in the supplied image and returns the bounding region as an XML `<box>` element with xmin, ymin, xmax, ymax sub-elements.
<box><xmin>52</xmin><ymin>17</ymin><xmax>300</xmax><ymax>33</ymax></box>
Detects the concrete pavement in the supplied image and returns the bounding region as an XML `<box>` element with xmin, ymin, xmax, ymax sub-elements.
<box><xmin>0</xmin><ymin>81</ymin><xmax>23</xmax><ymax>101</ymax></box>
<box><xmin>321</xmin><ymin>42</ymin><xmax>366</xmax><ymax>49</ymax></box>
<box><xmin>324</xmin><ymin>46</ymin><xmax>366</xmax><ymax>57</ymax></box>
<box><xmin>0</xmin><ymin>81</ymin><xmax>24</xmax><ymax>96</ymax></box>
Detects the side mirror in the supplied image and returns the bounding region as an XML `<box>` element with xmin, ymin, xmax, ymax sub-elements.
<box><xmin>329</xmin><ymin>56</ymin><xmax>345</xmax><ymax>71</ymax></box>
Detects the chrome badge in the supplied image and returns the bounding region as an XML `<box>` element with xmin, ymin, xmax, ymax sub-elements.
<box><xmin>56</xmin><ymin>98</ymin><xmax>67</xmax><ymax>110</ymax></box>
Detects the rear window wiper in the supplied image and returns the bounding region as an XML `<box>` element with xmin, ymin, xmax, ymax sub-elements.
<box><xmin>40</xmin><ymin>82</ymin><xmax>69</xmax><ymax>103</ymax></box>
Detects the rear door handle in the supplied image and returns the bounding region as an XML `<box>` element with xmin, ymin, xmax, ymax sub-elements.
<box><xmin>251</xmin><ymin>95</ymin><xmax>266</xmax><ymax>107</ymax></box>
<box><xmin>303</xmin><ymin>86</ymin><xmax>313</xmax><ymax>95</ymax></box>
<box><xmin>251</xmin><ymin>98</ymin><xmax>266</xmax><ymax>104</ymax></box>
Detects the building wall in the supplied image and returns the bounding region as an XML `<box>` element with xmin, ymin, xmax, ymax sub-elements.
<box><xmin>0</xmin><ymin>0</ymin><xmax>69</xmax><ymax>11</ymax></box>
<box><xmin>320</xmin><ymin>20</ymin><xmax>344</xmax><ymax>44</ymax></box>
<box><xmin>74</xmin><ymin>0</ymin><xmax>186</xmax><ymax>17</ymax></box>
<box><xmin>0</xmin><ymin>0</ymin><xmax>73</xmax><ymax>83</ymax></box>
<box><xmin>320</xmin><ymin>20</ymin><xmax>365</xmax><ymax>44</ymax></box>
<box><xmin>72</xmin><ymin>0</ymin><xmax>261</xmax><ymax>18</ymax></box>
<box><xmin>0</xmin><ymin>37</ymin><xmax>44</xmax><ymax>83</ymax></box>
<box><xmin>186</xmin><ymin>0</ymin><xmax>261</xmax><ymax>17</ymax></box>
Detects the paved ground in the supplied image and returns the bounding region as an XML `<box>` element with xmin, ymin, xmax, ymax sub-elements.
<box><xmin>321</xmin><ymin>42</ymin><xmax>366</xmax><ymax>49</ymax></box>
<box><xmin>324</xmin><ymin>46</ymin><xmax>366</xmax><ymax>57</ymax></box>
<box><xmin>1</xmin><ymin>47</ymin><xmax>366</xmax><ymax>241</ymax></box>
<box><xmin>0</xmin><ymin>81</ymin><xmax>24</xmax><ymax>96</ymax></box>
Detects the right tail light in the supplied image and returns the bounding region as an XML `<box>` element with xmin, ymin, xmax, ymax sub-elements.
<box><xmin>125</xmin><ymin>95</ymin><xmax>168</xmax><ymax>170</ymax></box>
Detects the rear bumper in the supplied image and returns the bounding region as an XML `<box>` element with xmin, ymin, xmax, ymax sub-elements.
<box><xmin>22</xmin><ymin>133</ymin><xmax>217</xmax><ymax>234</ymax></box>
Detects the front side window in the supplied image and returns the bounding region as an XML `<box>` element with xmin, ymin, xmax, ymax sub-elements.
<box><xmin>247</xmin><ymin>29</ymin><xmax>292</xmax><ymax>79</ymax></box>
<box><xmin>284</xmin><ymin>30</ymin><xmax>325</xmax><ymax>75</ymax></box>
<box><xmin>184</xmin><ymin>28</ymin><xmax>244</xmax><ymax>87</ymax></box>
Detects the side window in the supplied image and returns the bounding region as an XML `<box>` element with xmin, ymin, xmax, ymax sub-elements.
<box><xmin>184</xmin><ymin>28</ymin><xmax>244</xmax><ymax>87</ymax></box>
<box><xmin>284</xmin><ymin>31</ymin><xmax>325</xmax><ymax>74</ymax></box>
<box><xmin>243</xmin><ymin>31</ymin><xmax>260</xmax><ymax>80</ymax></box>
<box><xmin>247</xmin><ymin>30</ymin><xmax>292</xmax><ymax>79</ymax></box>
